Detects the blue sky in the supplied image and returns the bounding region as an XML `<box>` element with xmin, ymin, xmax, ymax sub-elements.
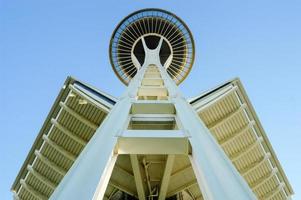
<box><xmin>1</xmin><ymin>0</ymin><xmax>300</xmax><ymax>199</ymax></box>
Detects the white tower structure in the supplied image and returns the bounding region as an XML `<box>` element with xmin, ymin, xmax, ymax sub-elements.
<box><xmin>12</xmin><ymin>9</ymin><xmax>293</xmax><ymax>200</ymax></box>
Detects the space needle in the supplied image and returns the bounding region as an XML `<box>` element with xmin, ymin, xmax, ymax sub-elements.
<box><xmin>12</xmin><ymin>9</ymin><xmax>293</xmax><ymax>200</ymax></box>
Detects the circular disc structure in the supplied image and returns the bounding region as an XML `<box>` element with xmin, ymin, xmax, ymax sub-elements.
<box><xmin>110</xmin><ymin>8</ymin><xmax>195</xmax><ymax>85</ymax></box>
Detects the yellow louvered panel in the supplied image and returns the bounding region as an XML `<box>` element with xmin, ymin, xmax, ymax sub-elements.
<box><xmin>194</xmin><ymin>80</ymin><xmax>292</xmax><ymax>199</ymax></box>
<box><xmin>49</xmin><ymin>127</ymin><xmax>83</xmax><ymax>156</ymax></box>
<box><xmin>34</xmin><ymin>159</ymin><xmax>62</xmax><ymax>185</ymax></box>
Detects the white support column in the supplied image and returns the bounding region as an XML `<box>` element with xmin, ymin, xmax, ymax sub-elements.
<box><xmin>158</xmin><ymin>155</ymin><xmax>175</xmax><ymax>200</ymax></box>
<box><xmin>92</xmin><ymin>154</ymin><xmax>118</xmax><ymax>200</ymax></box>
<box><xmin>50</xmin><ymin>98</ymin><xmax>131</xmax><ymax>200</ymax></box>
<box><xmin>50</xmin><ymin>58</ymin><xmax>148</xmax><ymax>200</ymax></box>
<box><xmin>130</xmin><ymin>155</ymin><xmax>146</xmax><ymax>200</ymax></box>
<box><xmin>157</xmin><ymin>61</ymin><xmax>257</xmax><ymax>200</ymax></box>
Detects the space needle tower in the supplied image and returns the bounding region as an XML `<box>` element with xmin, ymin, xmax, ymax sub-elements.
<box><xmin>12</xmin><ymin>9</ymin><xmax>293</xmax><ymax>200</ymax></box>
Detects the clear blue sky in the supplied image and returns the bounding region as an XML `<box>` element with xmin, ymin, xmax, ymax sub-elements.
<box><xmin>1</xmin><ymin>0</ymin><xmax>300</xmax><ymax>199</ymax></box>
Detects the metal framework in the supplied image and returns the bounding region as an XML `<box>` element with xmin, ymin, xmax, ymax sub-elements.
<box><xmin>48</xmin><ymin>23</ymin><xmax>256</xmax><ymax>200</ymax></box>
<box><xmin>11</xmin><ymin>8</ymin><xmax>293</xmax><ymax>200</ymax></box>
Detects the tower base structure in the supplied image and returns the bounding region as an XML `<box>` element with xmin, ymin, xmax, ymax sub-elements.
<box><xmin>11</xmin><ymin>75</ymin><xmax>294</xmax><ymax>200</ymax></box>
<box><xmin>11</xmin><ymin>8</ymin><xmax>293</xmax><ymax>200</ymax></box>
<box><xmin>49</xmin><ymin>59</ymin><xmax>257</xmax><ymax>200</ymax></box>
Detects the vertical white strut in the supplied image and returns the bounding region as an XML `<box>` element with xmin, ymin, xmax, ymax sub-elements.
<box><xmin>157</xmin><ymin>63</ymin><xmax>257</xmax><ymax>200</ymax></box>
<box><xmin>49</xmin><ymin>61</ymin><xmax>147</xmax><ymax>200</ymax></box>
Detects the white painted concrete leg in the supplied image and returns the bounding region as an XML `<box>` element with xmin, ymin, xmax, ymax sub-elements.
<box><xmin>156</xmin><ymin>62</ymin><xmax>257</xmax><ymax>200</ymax></box>
<box><xmin>49</xmin><ymin>132</ymin><xmax>118</xmax><ymax>200</ymax></box>
<box><xmin>158</xmin><ymin>155</ymin><xmax>175</xmax><ymax>200</ymax></box>
<box><xmin>49</xmin><ymin>47</ymin><xmax>147</xmax><ymax>200</ymax></box>
<box><xmin>93</xmin><ymin>154</ymin><xmax>118</xmax><ymax>200</ymax></box>
<box><xmin>175</xmin><ymin>98</ymin><xmax>257</xmax><ymax>200</ymax></box>
<box><xmin>130</xmin><ymin>155</ymin><xmax>146</xmax><ymax>200</ymax></box>
<box><xmin>49</xmin><ymin>98</ymin><xmax>132</xmax><ymax>200</ymax></box>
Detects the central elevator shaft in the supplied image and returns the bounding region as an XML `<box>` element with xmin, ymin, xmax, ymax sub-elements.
<box><xmin>138</xmin><ymin>64</ymin><xmax>167</xmax><ymax>100</ymax></box>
